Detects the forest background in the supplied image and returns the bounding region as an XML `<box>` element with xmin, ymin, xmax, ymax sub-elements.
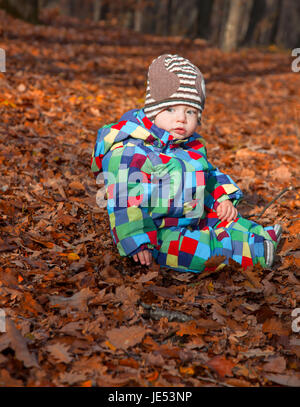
<box><xmin>0</xmin><ymin>0</ymin><xmax>300</xmax><ymax>388</ymax></box>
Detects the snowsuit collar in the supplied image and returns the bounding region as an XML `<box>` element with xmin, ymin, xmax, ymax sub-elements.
<box><xmin>91</xmin><ymin>108</ymin><xmax>201</xmax><ymax>175</ymax></box>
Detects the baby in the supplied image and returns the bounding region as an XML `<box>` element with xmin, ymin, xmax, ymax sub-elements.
<box><xmin>91</xmin><ymin>54</ymin><xmax>281</xmax><ymax>273</ymax></box>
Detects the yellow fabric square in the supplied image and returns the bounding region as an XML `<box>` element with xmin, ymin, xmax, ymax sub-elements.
<box><xmin>131</xmin><ymin>127</ymin><xmax>151</xmax><ymax>140</ymax></box>
<box><xmin>242</xmin><ymin>243</ymin><xmax>251</xmax><ymax>258</ymax></box>
<box><xmin>109</xmin><ymin>212</ymin><xmax>116</xmax><ymax>229</ymax></box>
<box><xmin>104</xmin><ymin>129</ymin><xmax>119</xmax><ymax>145</ymax></box>
<box><xmin>166</xmin><ymin>254</ymin><xmax>178</xmax><ymax>268</ymax></box>
<box><xmin>223</xmin><ymin>184</ymin><xmax>239</xmax><ymax>195</ymax></box>
<box><xmin>127</xmin><ymin>206</ymin><xmax>143</xmax><ymax>222</ymax></box>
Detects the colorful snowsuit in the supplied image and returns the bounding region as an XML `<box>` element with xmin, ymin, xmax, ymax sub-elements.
<box><xmin>91</xmin><ymin>108</ymin><xmax>278</xmax><ymax>273</ymax></box>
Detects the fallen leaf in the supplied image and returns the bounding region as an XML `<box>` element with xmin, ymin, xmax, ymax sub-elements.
<box><xmin>265</xmin><ymin>373</ymin><xmax>300</xmax><ymax>387</ymax></box>
<box><xmin>263</xmin><ymin>356</ymin><xmax>286</xmax><ymax>373</ymax></box>
<box><xmin>262</xmin><ymin>318</ymin><xmax>290</xmax><ymax>336</ymax></box>
<box><xmin>137</xmin><ymin>271</ymin><xmax>158</xmax><ymax>283</ymax></box>
<box><xmin>176</xmin><ymin>321</ymin><xmax>205</xmax><ymax>337</ymax></box>
<box><xmin>207</xmin><ymin>355</ymin><xmax>235</xmax><ymax>379</ymax></box>
<box><xmin>0</xmin><ymin>369</ymin><xmax>23</xmax><ymax>386</ymax></box>
<box><xmin>4</xmin><ymin>318</ymin><xmax>39</xmax><ymax>368</ymax></box>
<box><xmin>49</xmin><ymin>288</ymin><xmax>94</xmax><ymax>311</ymax></box>
<box><xmin>46</xmin><ymin>343</ymin><xmax>73</xmax><ymax>364</ymax></box>
<box><xmin>288</xmin><ymin>219</ymin><xmax>300</xmax><ymax>235</ymax></box>
<box><xmin>59</xmin><ymin>371</ymin><xmax>87</xmax><ymax>385</ymax></box>
<box><xmin>106</xmin><ymin>325</ymin><xmax>147</xmax><ymax>350</ymax></box>
<box><xmin>179</xmin><ymin>366</ymin><xmax>195</xmax><ymax>375</ymax></box>
<box><xmin>270</xmin><ymin>165</ymin><xmax>292</xmax><ymax>183</ymax></box>
<box><xmin>67</xmin><ymin>252</ymin><xmax>80</xmax><ymax>261</ymax></box>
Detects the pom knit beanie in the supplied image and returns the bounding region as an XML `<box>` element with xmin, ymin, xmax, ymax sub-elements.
<box><xmin>144</xmin><ymin>54</ymin><xmax>206</xmax><ymax>122</ymax></box>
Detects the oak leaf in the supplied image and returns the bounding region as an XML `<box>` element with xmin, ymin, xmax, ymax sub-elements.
<box><xmin>106</xmin><ymin>325</ymin><xmax>147</xmax><ymax>350</ymax></box>
<box><xmin>46</xmin><ymin>343</ymin><xmax>73</xmax><ymax>364</ymax></box>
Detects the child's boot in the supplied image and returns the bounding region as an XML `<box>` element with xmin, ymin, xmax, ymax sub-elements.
<box><xmin>264</xmin><ymin>240</ymin><xmax>275</xmax><ymax>268</ymax></box>
<box><xmin>274</xmin><ymin>224</ymin><xmax>282</xmax><ymax>244</ymax></box>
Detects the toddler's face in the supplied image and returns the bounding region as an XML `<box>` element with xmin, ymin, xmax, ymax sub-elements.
<box><xmin>154</xmin><ymin>104</ymin><xmax>198</xmax><ymax>140</ymax></box>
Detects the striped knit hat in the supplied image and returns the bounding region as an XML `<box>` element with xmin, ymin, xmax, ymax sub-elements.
<box><xmin>144</xmin><ymin>54</ymin><xmax>206</xmax><ymax>122</ymax></box>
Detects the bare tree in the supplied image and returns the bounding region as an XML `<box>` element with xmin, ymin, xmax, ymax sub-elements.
<box><xmin>220</xmin><ymin>0</ymin><xmax>249</xmax><ymax>52</ymax></box>
<box><xmin>244</xmin><ymin>0</ymin><xmax>280</xmax><ymax>46</ymax></box>
<box><xmin>134</xmin><ymin>0</ymin><xmax>142</xmax><ymax>31</ymax></box>
<box><xmin>93</xmin><ymin>0</ymin><xmax>102</xmax><ymax>22</ymax></box>
<box><xmin>275</xmin><ymin>0</ymin><xmax>300</xmax><ymax>48</ymax></box>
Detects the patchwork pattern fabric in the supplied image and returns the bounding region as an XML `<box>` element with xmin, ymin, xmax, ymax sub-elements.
<box><xmin>91</xmin><ymin>108</ymin><xmax>278</xmax><ymax>273</ymax></box>
<box><xmin>153</xmin><ymin>217</ymin><xmax>278</xmax><ymax>273</ymax></box>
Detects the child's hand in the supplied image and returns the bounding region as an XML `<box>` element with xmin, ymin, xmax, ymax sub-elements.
<box><xmin>216</xmin><ymin>200</ymin><xmax>238</xmax><ymax>222</ymax></box>
<box><xmin>133</xmin><ymin>250</ymin><xmax>152</xmax><ymax>266</ymax></box>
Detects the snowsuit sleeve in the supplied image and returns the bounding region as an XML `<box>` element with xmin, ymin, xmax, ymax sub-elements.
<box><xmin>100</xmin><ymin>145</ymin><xmax>158</xmax><ymax>257</ymax></box>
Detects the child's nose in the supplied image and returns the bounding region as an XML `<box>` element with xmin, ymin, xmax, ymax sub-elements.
<box><xmin>176</xmin><ymin>111</ymin><xmax>186</xmax><ymax>122</ymax></box>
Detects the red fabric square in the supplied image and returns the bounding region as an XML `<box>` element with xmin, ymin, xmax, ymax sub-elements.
<box><xmin>142</xmin><ymin>116</ymin><xmax>153</xmax><ymax>129</ymax></box>
<box><xmin>95</xmin><ymin>155</ymin><xmax>103</xmax><ymax>171</ymax></box>
<box><xmin>186</xmin><ymin>140</ymin><xmax>204</xmax><ymax>150</ymax></box>
<box><xmin>164</xmin><ymin>217</ymin><xmax>179</xmax><ymax>227</ymax></box>
<box><xmin>241</xmin><ymin>256</ymin><xmax>253</xmax><ymax>269</ymax></box>
<box><xmin>159</xmin><ymin>154</ymin><xmax>172</xmax><ymax>164</ymax></box>
<box><xmin>216</xmin><ymin>220</ymin><xmax>229</xmax><ymax>229</ymax></box>
<box><xmin>180</xmin><ymin>236</ymin><xmax>198</xmax><ymax>254</ymax></box>
<box><xmin>168</xmin><ymin>240</ymin><xmax>179</xmax><ymax>256</ymax></box>
<box><xmin>267</xmin><ymin>229</ymin><xmax>277</xmax><ymax>241</ymax></box>
<box><xmin>130</xmin><ymin>154</ymin><xmax>147</xmax><ymax>169</ymax></box>
<box><xmin>147</xmin><ymin>230</ymin><xmax>157</xmax><ymax>245</ymax></box>
<box><xmin>188</xmin><ymin>151</ymin><xmax>201</xmax><ymax>160</ymax></box>
<box><xmin>212</xmin><ymin>185</ymin><xmax>226</xmax><ymax>200</ymax></box>
<box><xmin>111</xmin><ymin>120</ymin><xmax>127</xmax><ymax>130</ymax></box>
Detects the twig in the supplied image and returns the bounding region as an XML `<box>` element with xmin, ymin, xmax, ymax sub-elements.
<box><xmin>139</xmin><ymin>301</ymin><xmax>193</xmax><ymax>322</ymax></box>
<box><xmin>197</xmin><ymin>376</ymin><xmax>234</xmax><ymax>387</ymax></box>
<box><xmin>246</xmin><ymin>186</ymin><xmax>294</xmax><ymax>220</ymax></box>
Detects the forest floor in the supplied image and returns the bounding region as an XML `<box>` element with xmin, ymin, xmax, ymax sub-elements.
<box><xmin>0</xmin><ymin>10</ymin><xmax>300</xmax><ymax>387</ymax></box>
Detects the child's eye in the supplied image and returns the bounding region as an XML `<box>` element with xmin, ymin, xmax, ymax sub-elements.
<box><xmin>166</xmin><ymin>107</ymin><xmax>174</xmax><ymax>112</ymax></box>
<box><xmin>187</xmin><ymin>109</ymin><xmax>197</xmax><ymax>115</ymax></box>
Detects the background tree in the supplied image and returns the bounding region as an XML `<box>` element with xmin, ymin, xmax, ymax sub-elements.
<box><xmin>0</xmin><ymin>0</ymin><xmax>39</xmax><ymax>23</ymax></box>
<box><xmin>1</xmin><ymin>0</ymin><xmax>300</xmax><ymax>50</ymax></box>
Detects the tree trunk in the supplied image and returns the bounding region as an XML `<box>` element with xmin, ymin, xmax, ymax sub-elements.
<box><xmin>155</xmin><ymin>0</ymin><xmax>166</xmax><ymax>35</ymax></box>
<box><xmin>210</xmin><ymin>0</ymin><xmax>227</xmax><ymax>46</ymax></box>
<box><xmin>275</xmin><ymin>0</ymin><xmax>300</xmax><ymax>48</ymax></box>
<box><xmin>93</xmin><ymin>0</ymin><xmax>102</xmax><ymax>22</ymax></box>
<box><xmin>220</xmin><ymin>0</ymin><xmax>247</xmax><ymax>52</ymax></box>
<box><xmin>169</xmin><ymin>0</ymin><xmax>198</xmax><ymax>37</ymax></box>
<box><xmin>134</xmin><ymin>0</ymin><xmax>142</xmax><ymax>32</ymax></box>
<box><xmin>245</xmin><ymin>0</ymin><xmax>280</xmax><ymax>46</ymax></box>
<box><xmin>197</xmin><ymin>0</ymin><xmax>215</xmax><ymax>39</ymax></box>
<box><xmin>0</xmin><ymin>0</ymin><xmax>39</xmax><ymax>23</ymax></box>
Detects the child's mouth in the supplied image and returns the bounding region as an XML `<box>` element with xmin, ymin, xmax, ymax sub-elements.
<box><xmin>173</xmin><ymin>128</ymin><xmax>186</xmax><ymax>135</ymax></box>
